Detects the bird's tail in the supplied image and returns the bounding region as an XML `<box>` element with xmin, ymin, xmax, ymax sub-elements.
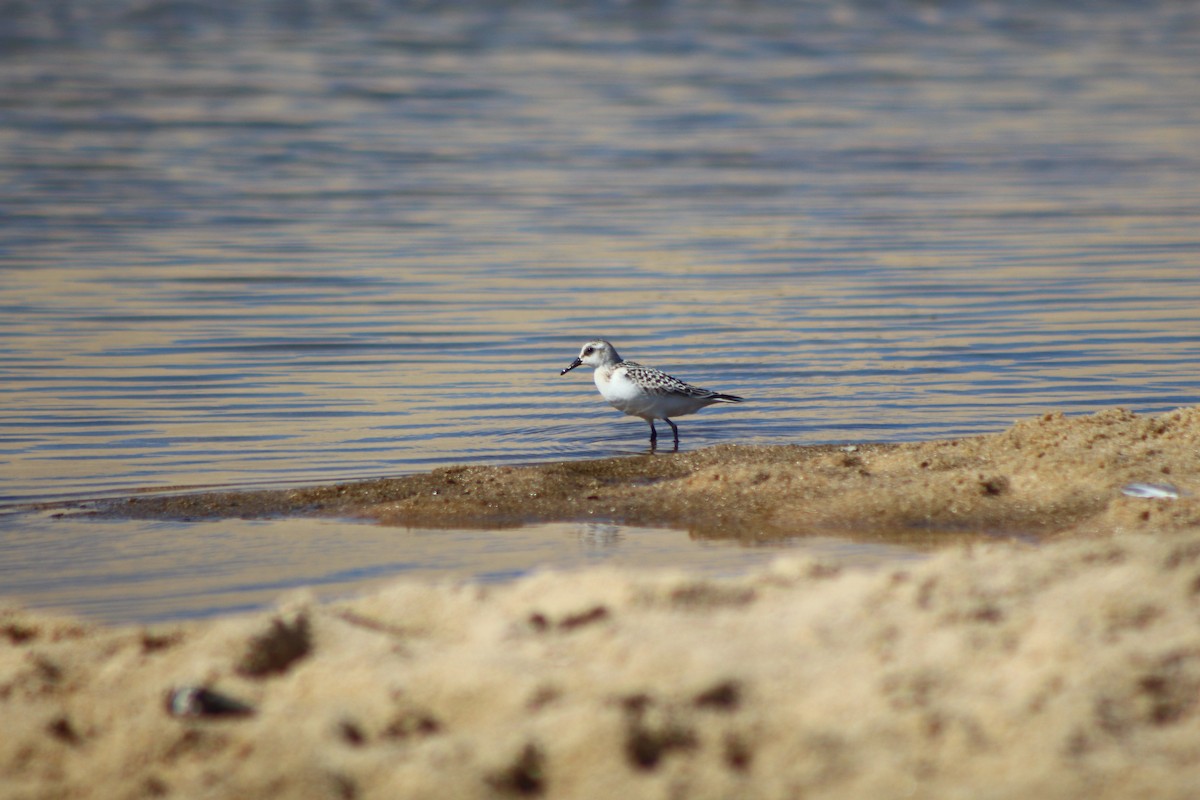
<box><xmin>710</xmin><ymin>393</ymin><xmax>744</xmax><ymax>403</ymax></box>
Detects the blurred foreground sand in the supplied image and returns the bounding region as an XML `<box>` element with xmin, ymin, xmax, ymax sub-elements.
<box><xmin>3</xmin><ymin>407</ymin><xmax>1200</xmax><ymax>798</ymax></box>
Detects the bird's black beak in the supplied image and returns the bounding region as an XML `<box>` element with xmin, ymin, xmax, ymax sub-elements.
<box><xmin>560</xmin><ymin>357</ymin><xmax>582</xmax><ymax>376</ymax></box>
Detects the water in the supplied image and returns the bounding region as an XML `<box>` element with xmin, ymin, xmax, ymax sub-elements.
<box><xmin>0</xmin><ymin>509</ymin><xmax>921</xmax><ymax>624</ymax></box>
<box><xmin>2</xmin><ymin>1</ymin><xmax>1199</xmax><ymax>619</ymax></box>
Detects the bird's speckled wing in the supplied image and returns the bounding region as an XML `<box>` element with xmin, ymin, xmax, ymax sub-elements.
<box><xmin>620</xmin><ymin>361</ymin><xmax>722</xmax><ymax>399</ymax></box>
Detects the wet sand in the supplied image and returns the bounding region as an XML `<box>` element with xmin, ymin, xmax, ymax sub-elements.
<box><xmin>4</xmin><ymin>407</ymin><xmax>1200</xmax><ymax>798</ymax></box>
<box><xmin>89</xmin><ymin>406</ymin><xmax>1200</xmax><ymax>541</ymax></box>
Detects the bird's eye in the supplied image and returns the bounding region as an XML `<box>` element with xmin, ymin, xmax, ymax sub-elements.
<box><xmin>583</xmin><ymin>347</ymin><xmax>594</xmax><ymax>356</ymax></box>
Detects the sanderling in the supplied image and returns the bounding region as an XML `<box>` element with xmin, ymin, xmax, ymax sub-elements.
<box><xmin>560</xmin><ymin>339</ymin><xmax>744</xmax><ymax>448</ymax></box>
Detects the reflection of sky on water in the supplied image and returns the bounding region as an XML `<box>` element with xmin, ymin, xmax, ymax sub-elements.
<box><xmin>0</xmin><ymin>511</ymin><xmax>920</xmax><ymax>624</ymax></box>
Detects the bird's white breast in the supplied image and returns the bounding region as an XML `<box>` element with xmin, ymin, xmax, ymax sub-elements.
<box><xmin>594</xmin><ymin>365</ymin><xmax>652</xmax><ymax>417</ymax></box>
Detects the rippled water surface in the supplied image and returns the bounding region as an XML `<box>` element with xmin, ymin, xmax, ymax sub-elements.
<box><xmin>2</xmin><ymin>1</ymin><xmax>1199</xmax><ymax>619</ymax></box>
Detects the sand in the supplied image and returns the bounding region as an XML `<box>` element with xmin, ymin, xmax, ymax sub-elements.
<box><xmin>4</xmin><ymin>406</ymin><xmax>1200</xmax><ymax>798</ymax></box>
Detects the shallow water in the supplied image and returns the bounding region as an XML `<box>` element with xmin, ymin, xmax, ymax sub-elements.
<box><xmin>2</xmin><ymin>1</ymin><xmax>1199</xmax><ymax>619</ymax></box>
<box><xmin>0</xmin><ymin>509</ymin><xmax>920</xmax><ymax>624</ymax></box>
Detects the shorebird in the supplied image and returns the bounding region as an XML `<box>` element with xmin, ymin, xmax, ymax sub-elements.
<box><xmin>560</xmin><ymin>339</ymin><xmax>744</xmax><ymax>449</ymax></box>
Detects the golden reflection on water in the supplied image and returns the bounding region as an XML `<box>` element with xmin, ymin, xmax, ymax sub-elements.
<box><xmin>4</xmin><ymin>260</ymin><xmax>1199</xmax><ymax>499</ymax></box>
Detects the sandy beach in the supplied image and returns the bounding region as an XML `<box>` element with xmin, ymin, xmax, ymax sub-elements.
<box><xmin>4</xmin><ymin>406</ymin><xmax>1200</xmax><ymax>798</ymax></box>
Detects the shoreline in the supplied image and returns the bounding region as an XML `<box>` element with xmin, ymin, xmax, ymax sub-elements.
<box><xmin>78</xmin><ymin>405</ymin><xmax>1200</xmax><ymax>542</ymax></box>
<box><xmin>4</xmin><ymin>406</ymin><xmax>1200</xmax><ymax>798</ymax></box>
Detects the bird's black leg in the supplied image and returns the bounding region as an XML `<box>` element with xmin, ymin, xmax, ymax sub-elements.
<box><xmin>665</xmin><ymin>418</ymin><xmax>679</xmax><ymax>450</ymax></box>
<box><xmin>648</xmin><ymin>420</ymin><xmax>657</xmax><ymax>450</ymax></box>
